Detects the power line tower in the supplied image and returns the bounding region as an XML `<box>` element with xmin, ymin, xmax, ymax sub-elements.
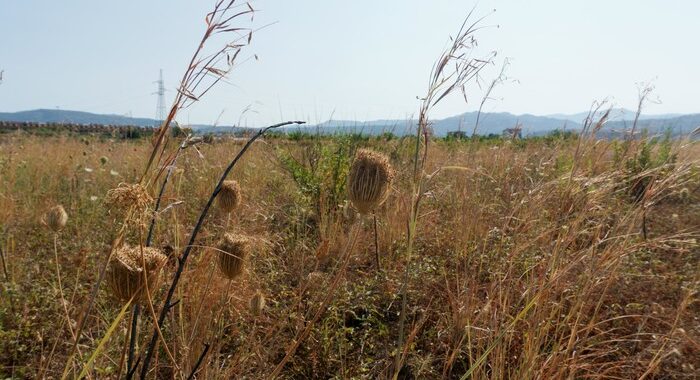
<box><xmin>153</xmin><ymin>69</ymin><xmax>166</xmax><ymax>127</ymax></box>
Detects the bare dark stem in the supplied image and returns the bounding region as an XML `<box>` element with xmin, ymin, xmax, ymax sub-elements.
<box><xmin>373</xmin><ymin>214</ymin><xmax>380</xmax><ymax>271</ymax></box>
<box><xmin>126</xmin><ymin>357</ymin><xmax>141</xmax><ymax>379</ymax></box>
<box><xmin>140</xmin><ymin>120</ymin><xmax>304</xmax><ymax>379</ymax></box>
<box><xmin>0</xmin><ymin>237</ymin><xmax>14</xmax><ymax>313</ymax></box>
<box><xmin>127</xmin><ymin>304</ymin><xmax>140</xmax><ymax>375</ymax></box>
<box><xmin>187</xmin><ymin>343</ymin><xmax>210</xmax><ymax>380</ymax></box>
<box><xmin>0</xmin><ymin>242</ymin><xmax>9</xmax><ymax>281</ymax></box>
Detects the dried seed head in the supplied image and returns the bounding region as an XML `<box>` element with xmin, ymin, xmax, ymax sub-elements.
<box><xmin>217</xmin><ymin>180</ymin><xmax>242</xmax><ymax>213</ymax></box>
<box><xmin>347</xmin><ymin>149</ymin><xmax>394</xmax><ymax>214</ymax></box>
<box><xmin>249</xmin><ymin>290</ymin><xmax>266</xmax><ymax>316</ymax></box>
<box><xmin>217</xmin><ymin>233</ymin><xmax>249</xmax><ymax>280</ymax></box>
<box><xmin>45</xmin><ymin>205</ymin><xmax>68</xmax><ymax>232</ymax></box>
<box><xmin>106</xmin><ymin>183</ymin><xmax>153</xmax><ymax>212</ymax></box>
<box><xmin>106</xmin><ymin>245</ymin><xmax>167</xmax><ymax>303</ymax></box>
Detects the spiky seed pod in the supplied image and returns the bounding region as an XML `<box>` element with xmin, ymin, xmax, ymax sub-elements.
<box><xmin>46</xmin><ymin>205</ymin><xmax>68</xmax><ymax>232</ymax></box>
<box><xmin>249</xmin><ymin>291</ymin><xmax>266</xmax><ymax>316</ymax></box>
<box><xmin>217</xmin><ymin>180</ymin><xmax>242</xmax><ymax>213</ymax></box>
<box><xmin>217</xmin><ymin>233</ymin><xmax>249</xmax><ymax>280</ymax></box>
<box><xmin>347</xmin><ymin>149</ymin><xmax>395</xmax><ymax>214</ymax></box>
<box><xmin>106</xmin><ymin>245</ymin><xmax>167</xmax><ymax>303</ymax></box>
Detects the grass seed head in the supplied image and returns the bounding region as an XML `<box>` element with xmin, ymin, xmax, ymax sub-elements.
<box><xmin>249</xmin><ymin>290</ymin><xmax>266</xmax><ymax>316</ymax></box>
<box><xmin>217</xmin><ymin>180</ymin><xmax>242</xmax><ymax>213</ymax></box>
<box><xmin>347</xmin><ymin>149</ymin><xmax>395</xmax><ymax>214</ymax></box>
<box><xmin>106</xmin><ymin>245</ymin><xmax>167</xmax><ymax>303</ymax></box>
<box><xmin>217</xmin><ymin>233</ymin><xmax>249</xmax><ymax>280</ymax></box>
<box><xmin>45</xmin><ymin>205</ymin><xmax>68</xmax><ymax>232</ymax></box>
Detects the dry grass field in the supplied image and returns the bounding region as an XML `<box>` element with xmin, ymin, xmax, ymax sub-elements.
<box><xmin>1</xmin><ymin>2</ymin><xmax>699</xmax><ymax>379</ymax></box>
<box><xmin>0</xmin><ymin>128</ymin><xmax>698</xmax><ymax>378</ymax></box>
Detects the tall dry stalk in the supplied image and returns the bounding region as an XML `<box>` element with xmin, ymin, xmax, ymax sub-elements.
<box><xmin>393</xmin><ymin>10</ymin><xmax>496</xmax><ymax>378</ymax></box>
<box><xmin>472</xmin><ymin>57</ymin><xmax>510</xmax><ymax>136</ymax></box>
<box><xmin>63</xmin><ymin>2</ymin><xmax>260</xmax><ymax>378</ymax></box>
<box><xmin>143</xmin><ymin>1</ymin><xmax>257</xmax><ymax>180</ymax></box>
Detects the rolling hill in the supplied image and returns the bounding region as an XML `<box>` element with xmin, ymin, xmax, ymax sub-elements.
<box><xmin>0</xmin><ymin>109</ymin><xmax>158</xmax><ymax>127</ymax></box>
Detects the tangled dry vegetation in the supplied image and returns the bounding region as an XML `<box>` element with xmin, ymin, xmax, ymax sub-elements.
<box><xmin>0</xmin><ymin>128</ymin><xmax>698</xmax><ymax>379</ymax></box>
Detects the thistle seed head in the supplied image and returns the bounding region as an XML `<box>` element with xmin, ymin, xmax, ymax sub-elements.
<box><xmin>106</xmin><ymin>245</ymin><xmax>167</xmax><ymax>303</ymax></box>
<box><xmin>45</xmin><ymin>205</ymin><xmax>68</xmax><ymax>232</ymax></box>
<box><xmin>347</xmin><ymin>149</ymin><xmax>394</xmax><ymax>214</ymax></box>
<box><xmin>217</xmin><ymin>233</ymin><xmax>249</xmax><ymax>280</ymax></box>
<box><xmin>217</xmin><ymin>180</ymin><xmax>242</xmax><ymax>213</ymax></box>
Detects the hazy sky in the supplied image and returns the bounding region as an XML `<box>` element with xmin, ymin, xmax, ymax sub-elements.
<box><xmin>1</xmin><ymin>1</ymin><xmax>698</xmax><ymax>126</ymax></box>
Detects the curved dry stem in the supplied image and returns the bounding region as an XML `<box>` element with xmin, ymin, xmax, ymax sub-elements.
<box><xmin>139</xmin><ymin>120</ymin><xmax>304</xmax><ymax>379</ymax></box>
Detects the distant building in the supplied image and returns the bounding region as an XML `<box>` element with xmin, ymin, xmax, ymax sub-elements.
<box><xmin>502</xmin><ymin>126</ymin><xmax>522</xmax><ymax>139</ymax></box>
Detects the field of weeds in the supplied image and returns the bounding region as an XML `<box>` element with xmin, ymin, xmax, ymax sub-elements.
<box><xmin>0</xmin><ymin>129</ymin><xmax>698</xmax><ymax>378</ymax></box>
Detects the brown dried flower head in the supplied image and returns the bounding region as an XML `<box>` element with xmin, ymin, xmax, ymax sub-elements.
<box><xmin>106</xmin><ymin>183</ymin><xmax>153</xmax><ymax>212</ymax></box>
<box><xmin>217</xmin><ymin>180</ymin><xmax>242</xmax><ymax>213</ymax></box>
<box><xmin>45</xmin><ymin>205</ymin><xmax>68</xmax><ymax>232</ymax></box>
<box><xmin>347</xmin><ymin>149</ymin><xmax>395</xmax><ymax>214</ymax></box>
<box><xmin>217</xmin><ymin>233</ymin><xmax>249</xmax><ymax>280</ymax></box>
<box><xmin>106</xmin><ymin>245</ymin><xmax>167</xmax><ymax>303</ymax></box>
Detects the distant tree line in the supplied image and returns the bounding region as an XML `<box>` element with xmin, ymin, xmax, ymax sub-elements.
<box><xmin>0</xmin><ymin>121</ymin><xmax>194</xmax><ymax>140</ymax></box>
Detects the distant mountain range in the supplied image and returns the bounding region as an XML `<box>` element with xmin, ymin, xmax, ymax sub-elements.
<box><xmin>278</xmin><ymin>108</ymin><xmax>699</xmax><ymax>137</ymax></box>
<box><xmin>1</xmin><ymin>108</ymin><xmax>698</xmax><ymax>137</ymax></box>
<box><xmin>546</xmin><ymin>108</ymin><xmax>684</xmax><ymax>124</ymax></box>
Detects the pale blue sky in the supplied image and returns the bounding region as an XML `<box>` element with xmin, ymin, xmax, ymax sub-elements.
<box><xmin>1</xmin><ymin>1</ymin><xmax>698</xmax><ymax>126</ymax></box>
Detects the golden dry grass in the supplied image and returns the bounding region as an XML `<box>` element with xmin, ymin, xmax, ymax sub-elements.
<box><xmin>0</xmin><ymin>132</ymin><xmax>698</xmax><ymax>379</ymax></box>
